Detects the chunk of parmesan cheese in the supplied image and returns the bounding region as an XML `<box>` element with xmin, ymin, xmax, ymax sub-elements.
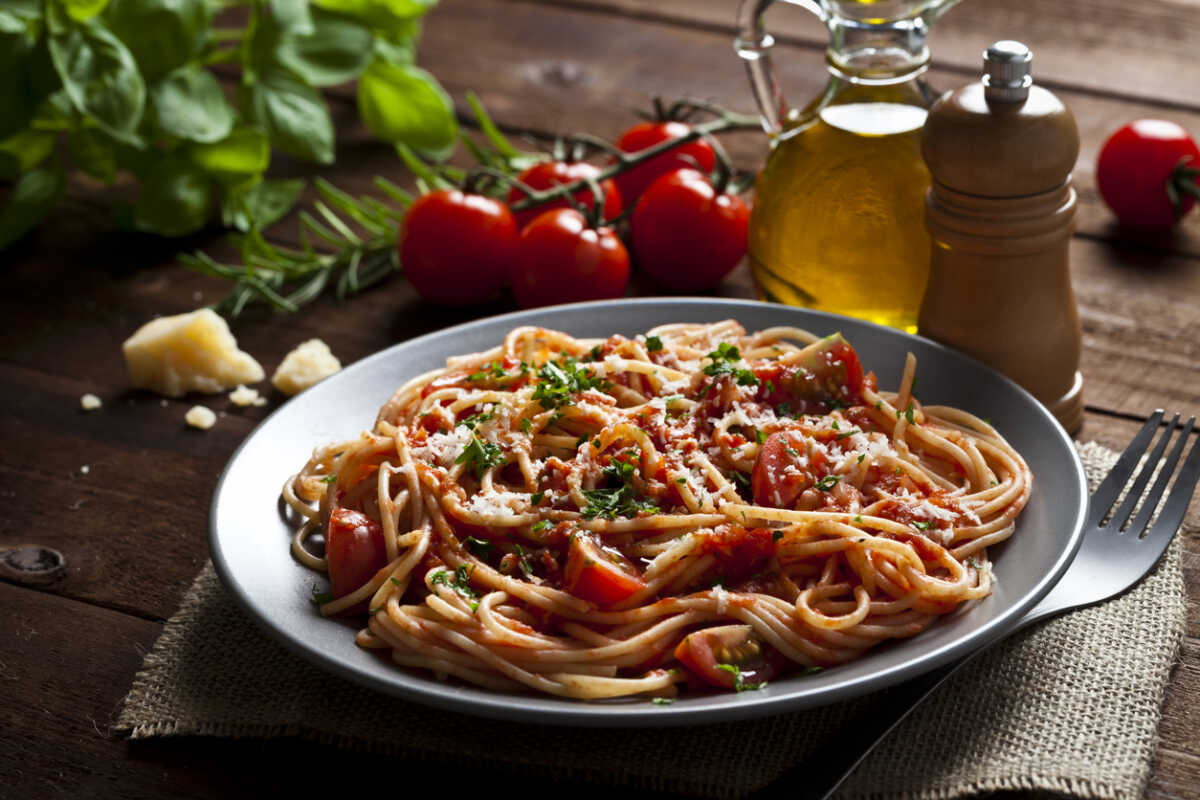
<box><xmin>123</xmin><ymin>309</ymin><xmax>264</xmax><ymax>397</ymax></box>
<box><xmin>185</xmin><ymin>405</ymin><xmax>217</xmax><ymax>430</ymax></box>
<box><xmin>272</xmin><ymin>339</ymin><xmax>341</xmax><ymax>396</ymax></box>
<box><xmin>228</xmin><ymin>384</ymin><xmax>267</xmax><ymax>407</ymax></box>
<box><xmin>80</xmin><ymin>393</ymin><xmax>102</xmax><ymax>411</ymax></box>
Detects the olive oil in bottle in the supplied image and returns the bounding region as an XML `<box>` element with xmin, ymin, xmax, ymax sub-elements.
<box><xmin>736</xmin><ymin>0</ymin><xmax>959</xmax><ymax>333</ymax></box>
<box><xmin>749</xmin><ymin>99</ymin><xmax>931</xmax><ymax>333</ymax></box>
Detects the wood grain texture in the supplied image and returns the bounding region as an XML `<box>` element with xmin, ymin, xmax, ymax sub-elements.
<box><xmin>1</xmin><ymin>0</ymin><xmax>1197</xmax><ymax>795</ymax></box>
<box><xmin>539</xmin><ymin>0</ymin><xmax>1200</xmax><ymax>110</ymax></box>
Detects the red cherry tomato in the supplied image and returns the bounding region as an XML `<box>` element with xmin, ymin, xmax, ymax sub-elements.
<box><xmin>506</xmin><ymin>161</ymin><xmax>622</xmax><ymax>229</ymax></box>
<box><xmin>509</xmin><ymin>208</ymin><xmax>630</xmax><ymax>308</ymax></box>
<box><xmin>615</xmin><ymin>121</ymin><xmax>717</xmax><ymax>204</ymax></box>
<box><xmin>673</xmin><ymin>624</ymin><xmax>785</xmax><ymax>691</ymax></box>
<box><xmin>326</xmin><ymin>508</ymin><xmax>387</xmax><ymax>602</ymax></box>
<box><xmin>752</xmin><ymin>432</ymin><xmax>828</xmax><ymax>509</ymax></box>
<box><xmin>398</xmin><ymin>189</ymin><xmax>516</xmax><ymax>305</ymax></box>
<box><xmin>563</xmin><ymin>532</ymin><xmax>646</xmax><ymax>607</ymax></box>
<box><xmin>754</xmin><ymin>333</ymin><xmax>864</xmax><ymax>414</ymax></box>
<box><xmin>630</xmin><ymin>169</ymin><xmax>749</xmax><ymax>292</ymax></box>
<box><xmin>1096</xmin><ymin>119</ymin><xmax>1200</xmax><ymax>230</ymax></box>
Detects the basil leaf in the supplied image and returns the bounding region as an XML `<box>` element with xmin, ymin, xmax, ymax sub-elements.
<box><xmin>240</xmin><ymin>67</ymin><xmax>334</xmax><ymax>164</ymax></box>
<box><xmin>134</xmin><ymin>158</ymin><xmax>212</xmax><ymax>236</ymax></box>
<box><xmin>150</xmin><ymin>63</ymin><xmax>234</xmax><ymax>143</ymax></box>
<box><xmin>267</xmin><ymin>0</ymin><xmax>313</xmax><ymax>34</ymax></box>
<box><xmin>66</xmin><ymin>127</ymin><xmax>117</xmax><ymax>182</ymax></box>
<box><xmin>357</xmin><ymin>60</ymin><xmax>456</xmax><ymax>157</ymax></box>
<box><xmin>0</xmin><ymin>162</ymin><xmax>65</xmax><ymax>249</ymax></box>
<box><xmin>103</xmin><ymin>0</ymin><xmax>209</xmax><ymax>81</ymax></box>
<box><xmin>0</xmin><ymin>128</ymin><xmax>55</xmax><ymax>179</ymax></box>
<box><xmin>372</xmin><ymin>35</ymin><xmax>413</xmax><ymax>66</ymax></box>
<box><xmin>272</xmin><ymin>7</ymin><xmax>372</xmax><ymax>87</ymax></box>
<box><xmin>221</xmin><ymin>177</ymin><xmax>305</xmax><ymax>231</ymax></box>
<box><xmin>49</xmin><ymin>17</ymin><xmax>145</xmax><ymax>143</ymax></box>
<box><xmin>189</xmin><ymin>127</ymin><xmax>269</xmax><ymax>175</ymax></box>
<box><xmin>61</xmin><ymin>0</ymin><xmax>112</xmax><ymax>22</ymax></box>
<box><xmin>312</xmin><ymin>0</ymin><xmax>431</xmax><ymax>37</ymax></box>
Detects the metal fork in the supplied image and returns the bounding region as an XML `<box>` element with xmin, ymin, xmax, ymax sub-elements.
<box><xmin>757</xmin><ymin>410</ymin><xmax>1200</xmax><ymax>800</ymax></box>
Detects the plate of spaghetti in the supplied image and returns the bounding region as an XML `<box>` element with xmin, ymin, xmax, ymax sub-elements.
<box><xmin>211</xmin><ymin>298</ymin><xmax>1086</xmax><ymax>725</ymax></box>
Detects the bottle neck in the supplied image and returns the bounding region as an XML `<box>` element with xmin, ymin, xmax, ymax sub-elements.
<box><xmin>825</xmin><ymin>15</ymin><xmax>930</xmax><ymax>85</ymax></box>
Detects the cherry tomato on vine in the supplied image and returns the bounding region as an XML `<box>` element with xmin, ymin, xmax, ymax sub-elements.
<box><xmin>615</xmin><ymin>121</ymin><xmax>717</xmax><ymax>204</ymax></box>
<box><xmin>1096</xmin><ymin>119</ymin><xmax>1200</xmax><ymax>230</ymax></box>
<box><xmin>509</xmin><ymin>208</ymin><xmax>630</xmax><ymax>308</ymax></box>
<box><xmin>398</xmin><ymin>189</ymin><xmax>517</xmax><ymax>305</ymax></box>
<box><xmin>630</xmin><ymin>169</ymin><xmax>749</xmax><ymax>292</ymax></box>
<box><xmin>506</xmin><ymin>161</ymin><xmax>622</xmax><ymax>229</ymax></box>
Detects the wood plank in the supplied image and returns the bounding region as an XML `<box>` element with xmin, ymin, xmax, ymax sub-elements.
<box><xmin>539</xmin><ymin>0</ymin><xmax>1200</xmax><ymax>111</ymax></box>
<box><xmin>0</xmin><ymin>581</ymin><xmax>642</xmax><ymax>800</ymax></box>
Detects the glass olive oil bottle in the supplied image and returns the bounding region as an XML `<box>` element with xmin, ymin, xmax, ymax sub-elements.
<box><xmin>736</xmin><ymin>0</ymin><xmax>958</xmax><ymax>332</ymax></box>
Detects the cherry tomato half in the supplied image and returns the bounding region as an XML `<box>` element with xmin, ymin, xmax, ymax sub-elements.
<box><xmin>752</xmin><ymin>432</ymin><xmax>828</xmax><ymax>509</ymax></box>
<box><xmin>615</xmin><ymin>121</ymin><xmax>717</xmax><ymax>204</ymax></box>
<box><xmin>1096</xmin><ymin>119</ymin><xmax>1200</xmax><ymax>230</ymax></box>
<box><xmin>563</xmin><ymin>531</ymin><xmax>646</xmax><ymax>608</ymax></box>
<box><xmin>506</xmin><ymin>161</ymin><xmax>622</xmax><ymax>229</ymax></box>
<box><xmin>326</xmin><ymin>508</ymin><xmax>387</xmax><ymax>602</ymax></box>
<box><xmin>674</xmin><ymin>624</ymin><xmax>785</xmax><ymax>691</ymax></box>
<box><xmin>630</xmin><ymin>169</ymin><xmax>749</xmax><ymax>292</ymax></box>
<box><xmin>509</xmin><ymin>208</ymin><xmax>630</xmax><ymax>308</ymax></box>
<box><xmin>398</xmin><ymin>189</ymin><xmax>516</xmax><ymax>305</ymax></box>
<box><xmin>755</xmin><ymin>333</ymin><xmax>864</xmax><ymax>414</ymax></box>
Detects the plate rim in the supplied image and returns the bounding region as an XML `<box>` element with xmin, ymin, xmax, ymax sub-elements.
<box><xmin>209</xmin><ymin>297</ymin><xmax>1087</xmax><ymax>727</ymax></box>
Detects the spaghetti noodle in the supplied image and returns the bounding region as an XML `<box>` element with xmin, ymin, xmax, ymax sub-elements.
<box><xmin>283</xmin><ymin>321</ymin><xmax>1031</xmax><ymax>700</ymax></box>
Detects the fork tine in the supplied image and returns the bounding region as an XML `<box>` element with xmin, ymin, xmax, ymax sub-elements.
<box><xmin>1142</xmin><ymin>419</ymin><xmax>1200</xmax><ymax>541</ymax></box>
<box><xmin>1111</xmin><ymin>413</ymin><xmax>1180</xmax><ymax>532</ymax></box>
<box><xmin>1087</xmin><ymin>409</ymin><xmax>1164</xmax><ymax>528</ymax></box>
<box><xmin>1127</xmin><ymin>416</ymin><xmax>1195</xmax><ymax>536</ymax></box>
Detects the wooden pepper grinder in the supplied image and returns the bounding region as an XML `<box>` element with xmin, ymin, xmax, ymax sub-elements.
<box><xmin>919</xmin><ymin>40</ymin><xmax>1084</xmax><ymax>434</ymax></box>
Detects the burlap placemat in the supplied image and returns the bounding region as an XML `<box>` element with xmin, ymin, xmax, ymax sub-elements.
<box><xmin>116</xmin><ymin>442</ymin><xmax>1187</xmax><ymax>798</ymax></box>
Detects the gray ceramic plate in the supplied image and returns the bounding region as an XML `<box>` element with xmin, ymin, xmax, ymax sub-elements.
<box><xmin>210</xmin><ymin>298</ymin><xmax>1086</xmax><ymax>727</ymax></box>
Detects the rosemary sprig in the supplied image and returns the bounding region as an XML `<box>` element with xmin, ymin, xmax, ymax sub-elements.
<box><xmin>180</xmin><ymin>176</ymin><xmax>408</xmax><ymax>315</ymax></box>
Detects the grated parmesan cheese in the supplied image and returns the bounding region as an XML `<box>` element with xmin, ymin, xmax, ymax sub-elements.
<box><xmin>228</xmin><ymin>384</ymin><xmax>267</xmax><ymax>407</ymax></box>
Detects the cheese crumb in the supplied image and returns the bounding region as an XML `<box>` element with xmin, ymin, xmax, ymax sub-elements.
<box><xmin>272</xmin><ymin>339</ymin><xmax>341</xmax><ymax>396</ymax></box>
<box><xmin>123</xmin><ymin>309</ymin><xmax>264</xmax><ymax>397</ymax></box>
<box><xmin>80</xmin><ymin>465</ymin><xmax>90</xmax><ymax>475</ymax></box>
<box><xmin>228</xmin><ymin>384</ymin><xmax>267</xmax><ymax>407</ymax></box>
<box><xmin>80</xmin><ymin>393</ymin><xmax>102</xmax><ymax>411</ymax></box>
<box><xmin>185</xmin><ymin>405</ymin><xmax>217</xmax><ymax>430</ymax></box>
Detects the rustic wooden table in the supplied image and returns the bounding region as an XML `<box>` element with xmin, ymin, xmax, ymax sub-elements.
<box><xmin>3</xmin><ymin>0</ymin><xmax>1198</xmax><ymax>796</ymax></box>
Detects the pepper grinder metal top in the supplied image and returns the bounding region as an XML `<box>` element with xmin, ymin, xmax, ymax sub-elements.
<box><xmin>918</xmin><ymin>41</ymin><xmax>1085</xmax><ymax>434</ymax></box>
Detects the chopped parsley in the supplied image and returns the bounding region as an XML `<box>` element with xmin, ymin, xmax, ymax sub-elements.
<box><xmin>836</xmin><ymin>429</ymin><xmax>861</xmax><ymax>440</ymax></box>
<box><xmin>532</xmin><ymin>357</ymin><xmax>612</xmax><ymax>410</ymax></box>
<box><xmin>731</xmin><ymin>471</ymin><xmax>751</xmax><ymax>488</ymax></box>
<box><xmin>645</xmin><ymin>335</ymin><xmax>664</xmax><ymax>352</ymax></box>
<box><xmin>702</xmin><ymin>342</ymin><xmax>760</xmax><ymax>387</ymax></box>
<box><xmin>466</xmin><ymin>537</ymin><xmax>492</xmax><ymax>558</ymax></box>
<box><xmin>318</xmin><ymin>474</ymin><xmax>337</xmax><ymax>484</ymax></box>
<box><xmin>675</xmin><ymin>477</ymin><xmax>687</xmax><ymax>484</ymax></box>
<box><xmin>581</xmin><ymin>454</ymin><xmax>658</xmax><ymax>519</ymax></box>
<box><xmin>911</xmin><ymin>520</ymin><xmax>932</xmax><ymax>531</ymax></box>
<box><xmin>904</xmin><ymin>402</ymin><xmax>915</xmax><ymax>424</ymax></box>
<box><xmin>459</xmin><ymin>406</ymin><xmax>496</xmax><ymax>430</ymax></box>
<box><xmin>775</xmin><ymin>401</ymin><xmax>793</xmax><ymax>418</ymax></box>
<box><xmin>513</xmin><ymin>544</ymin><xmax>534</xmax><ymax>577</ymax></box>
<box><xmin>815</xmin><ymin>475</ymin><xmax>841</xmax><ymax>491</ymax></box>
<box><xmin>801</xmin><ymin>665</ymin><xmax>823</xmax><ymax>676</ymax></box>
<box><xmin>772</xmin><ymin>530</ymin><xmax>784</xmax><ymax>542</ymax></box>
<box><xmin>755</xmin><ymin>428</ymin><xmax>768</xmax><ymax>445</ymax></box>
<box><xmin>530</xmin><ymin>491</ymin><xmax>545</xmax><ymax>505</ymax></box>
<box><xmin>520</xmin><ymin>417</ymin><xmax>533</xmax><ymax>434</ymax></box>
<box><xmin>967</xmin><ymin>557</ymin><xmax>982</xmax><ymax>570</ymax></box>
<box><xmin>588</xmin><ymin>345</ymin><xmax>603</xmax><ymax>361</ymax></box>
<box><xmin>652</xmin><ymin>697</ymin><xmax>675</xmax><ymax>705</ymax></box>
<box><xmin>310</xmin><ymin>584</ymin><xmax>333</xmax><ymax>605</ymax></box>
<box><xmin>455</xmin><ymin>434</ymin><xmax>505</xmax><ymax>479</ymax></box>
<box><xmin>531</xmin><ymin>519</ymin><xmax>553</xmax><ymax>532</ymax></box>
<box><xmin>715</xmin><ymin>663</ymin><xmax>767</xmax><ymax>692</ymax></box>
<box><xmin>857</xmin><ymin>453</ymin><xmax>866</xmax><ymax>463</ymax></box>
<box><xmin>468</xmin><ymin>360</ymin><xmax>506</xmax><ymax>383</ymax></box>
<box><xmin>430</xmin><ymin>565</ymin><xmax>479</xmax><ymax>611</ymax></box>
